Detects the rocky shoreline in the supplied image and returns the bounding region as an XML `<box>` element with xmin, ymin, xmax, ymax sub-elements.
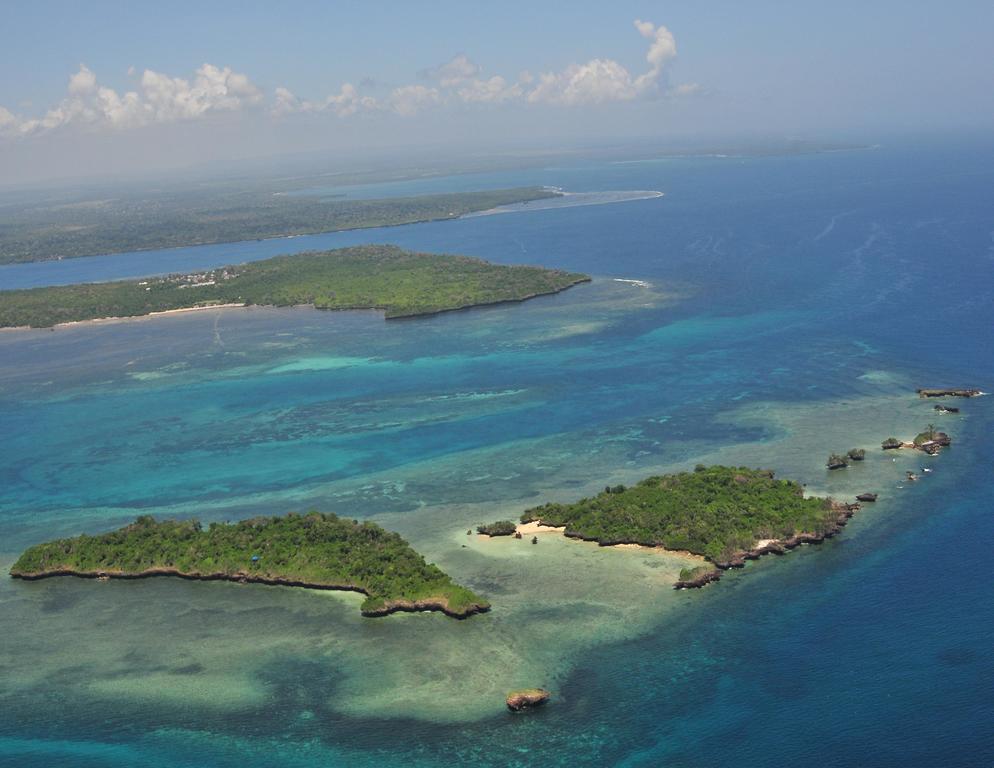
<box><xmin>386</xmin><ymin>277</ymin><xmax>592</xmax><ymax>319</ymax></box>
<box><xmin>537</xmin><ymin>500</ymin><xmax>862</xmax><ymax>591</ymax></box>
<box><xmin>672</xmin><ymin>502</ymin><xmax>860</xmax><ymax>589</ymax></box>
<box><xmin>9</xmin><ymin>566</ymin><xmax>490</xmax><ymax>619</ymax></box>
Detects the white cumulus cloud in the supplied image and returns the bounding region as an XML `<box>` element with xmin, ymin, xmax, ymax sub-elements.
<box><xmin>272</xmin><ymin>83</ymin><xmax>377</xmax><ymax>117</ymax></box>
<box><xmin>527</xmin><ymin>58</ymin><xmax>638</xmax><ymax>106</ymax></box>
<box><xmin>526</xmin><ymin>20</ymin><xmax>687</xmax><ymax>105</ymax></box>
<box><xmin>422</xmin><ymin>54</ymin><xmax>481</xmax><ymax>88</ymax></box>
<box><xmin>67</xmin><ymin>64</ymin><xmax>97</xmax><ymax>96</ymax></box>
<box><xmin>0</xmin><ymin>63</ymin><xmax>262</xmax><ymax>137</ymax></box>
<box><xmin>456</xmin><ymin>75</ymin><xmax>523</xmax><ymax>104</ymax></box>
<box><xmin>388</xmin><ymin>85</ymin><xmax>442</xmax><ymax>116</ymax></box>
<box><xmin>0</xmin><ymin>20</ymin><xmax>699</xmax><ymax>140</ymax></box>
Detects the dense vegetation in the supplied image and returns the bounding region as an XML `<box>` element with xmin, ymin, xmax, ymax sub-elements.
<box><xmin>0</xmin><ymin>186</ymin><xmax>558</xmax><ymax>264</ymax></box>
<box><xmin>847</xmin><ymin>448</ymin><xmax>866</xmax><ymax>461</ymax></box>
<box><xmin>913</xmin><ymin>425</ymin><xmax>938</xmax><ymax>446</ymax></box>
<box><xmin>0</xmin><ymin>244</ymin><xmax>589</xmax><ymax>328</ymax></box>
<box><xmin>476</xmin><ymin>521</ymin><xmax>517</xmax><ymax>536</ymax></box>
<box><xmin>10</xmin><ymin>513</ymin><xmax>488</xmax><ymax>617</ymax></box>
<box><xmin>882</xmin><ymin>437</ymin><xmax>903</xmax><ymax>449</ymax></box>
<box><xmin>521</xmin><ymin>465</ymin><xmax>837</xmax><ymax>563</ymax></box>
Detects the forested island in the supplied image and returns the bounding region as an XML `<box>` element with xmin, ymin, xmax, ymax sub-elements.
<box><xmin>0</xmin><ymin>244</ymin><xmax>590</xmax><ymax>328</ymax></box>
<box><xmin>0</xmin><ymin>186</ymin><xmax>559</xmax><ymax>264</ymax></box>
<box><xmin>520</xmin><ymin>465</ymin><xmax>858</xmax><ymax>588</ymax></box>
<box><xmin>9</xmin><ymin>513</ymin><xmax>489</xmax><ymax>618</ymax></box>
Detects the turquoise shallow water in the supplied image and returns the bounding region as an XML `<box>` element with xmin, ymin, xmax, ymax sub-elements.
<box><xmin>1</xmin><ymin>139</ymin><xmax>993</xmax><ymax>766</ymax></box>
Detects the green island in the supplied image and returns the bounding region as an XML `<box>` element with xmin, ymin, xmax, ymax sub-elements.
<box><xmin>0</xmin><ymin>186</ymin><xmax>559</xmax><ymax>264</ymax></box>
<box><xmin>520</xmin><ymin>465</ymin><xmax>858</xmax><ymax>588</ymax></box>
<box><xmin>0</xmin><ymin>244</ymin><xmax>590</xmax><ymax>328</ymax></box>
<box><xmin>9</xmin><ymin>512</ymin><xmax>489</xmax><ymax>618</ymax></box>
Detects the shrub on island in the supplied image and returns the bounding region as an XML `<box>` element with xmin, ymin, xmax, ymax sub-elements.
<box><xmin>476</xmin><ymin>520</ymin><xmax>518</xmax><ymax>537</ymax></box>
<box><xmin>912</xmin><ymin>424</ymin><xmax>950</xmax><ymax>447</ymax></box>
<box><xmin>827</xmin><ymin>453</ymin><xmax>849</xmax><ymax>470</ymax></box>
<box><xmin>881</xmin><ymin>437</ymin><xmax>902</xmax><ymax>450</ymax></box>
<box><xmin>847</xmin><ymin>448</ymin><xmax>866</xmax><ymax>461</ymax></box>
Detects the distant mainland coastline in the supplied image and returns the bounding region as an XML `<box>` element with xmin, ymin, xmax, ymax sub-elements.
<box><xmin>0</xmin><ymin>186</ymin><xmax>560</xmax><ymax>265</ymax></box>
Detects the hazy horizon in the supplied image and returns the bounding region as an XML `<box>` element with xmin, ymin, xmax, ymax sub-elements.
<box><xmin>2</xmin><ymin>1</ymin><xmax>992</xmax><ymax>186</ymax></box>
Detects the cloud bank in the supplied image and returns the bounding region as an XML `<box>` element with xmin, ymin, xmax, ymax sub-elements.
<box><xmin>0</xmin><ymin>20</ymin><xmax>697</xmax><ymax>139</ymax></box>
<box><xmin>1</xmin><ymin>63</ymin><xmax>262</xmax><ymax>137</ymax></box>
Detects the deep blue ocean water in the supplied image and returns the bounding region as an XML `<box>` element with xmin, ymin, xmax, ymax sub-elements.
<box><xmin>1</xmin><ymin>138</ymin><xmax>992</xmax><ymax>766</ymax></box>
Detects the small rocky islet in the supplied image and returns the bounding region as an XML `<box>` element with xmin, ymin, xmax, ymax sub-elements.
<box><xmin>506</xmin><ymin>689</ymin><xmax>552</xmax><ymax>712</ymax></box>
<box><xmin>916</xmin><ymin>388</ymin><xmax>983</xmax><ymax>398</ymax></box>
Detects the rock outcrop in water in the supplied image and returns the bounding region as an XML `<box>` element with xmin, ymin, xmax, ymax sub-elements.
<box><xmin>673</xmin><ymin>566</ymin><xmax>722</xmax><ymax>589</ymax></box>
<box><xmin>506</xmin><ymin>688</ymin><xmax>551</xmax><ymax>712</ymax></box>
<box><xmin>826</xmin><ymin>453</ymin><xmax>849</xmax><ymax>470</ymax></box>
<box><xmin>917</xmin><ymin>388</ymin><xmax>982</xmax><ymax>398</ymax></box>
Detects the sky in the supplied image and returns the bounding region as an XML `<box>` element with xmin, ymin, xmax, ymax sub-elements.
<box><xmin>1</xmin><ymin>0</ymin><xmax>992</xmax><ymax>185</ymax></box>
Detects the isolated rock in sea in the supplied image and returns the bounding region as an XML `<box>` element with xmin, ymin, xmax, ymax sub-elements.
<box><xmin>826</xmin><ymin>454</ymin><xmax>849</xmax><ymax>470</ymax></box>
<box><xmin>916</xmin><ymin>388</ymin><xmax>982</xmax><ymax>398</ymax></box>
<box><xmin>856</xmin><ymin>492</ymin><xmax>878</xmax><ymax>502</ymax></box>
<box><xmin>506</xmin><ymin>688</ymin><xmax>551</xmax><ymax>712</ymax></box>
<box><xmin>673</xmin><ymin>567</ymin><xmax>723</xmax><ymax>589</ymax></box>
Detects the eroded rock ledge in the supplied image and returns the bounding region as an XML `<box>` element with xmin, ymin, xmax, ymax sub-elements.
<box><xmin>917</xmin><ymin>388</ymin><xmax>982</xmax><ymax>398</ymax></box>
<box><xmin>10</xmin><ymin>566</ymin><xmax>491</xmax><ymax>619</ymax></box>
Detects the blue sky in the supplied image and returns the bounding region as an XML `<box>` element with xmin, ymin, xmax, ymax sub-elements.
<box><xmin>1</xmin><ymin>1</ymin><xmax>992</xmax><ymax>183</ymax></box>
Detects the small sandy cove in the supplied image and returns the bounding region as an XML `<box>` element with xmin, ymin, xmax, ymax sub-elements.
<box><xmin>513</xmin><ymin>521</ymin><xmax>707</xmax><ymax>564</ymax></box>
<box><xmin>515</xmin><ymin>521</ymin><xmax>566</xmax><ymax>536</ymax></box>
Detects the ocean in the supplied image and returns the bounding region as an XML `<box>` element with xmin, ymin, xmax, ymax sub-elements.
<box><xmin>1</xmin><ymin>137</ymin><xmax>992</xmax><ymax>766</ymax></box>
